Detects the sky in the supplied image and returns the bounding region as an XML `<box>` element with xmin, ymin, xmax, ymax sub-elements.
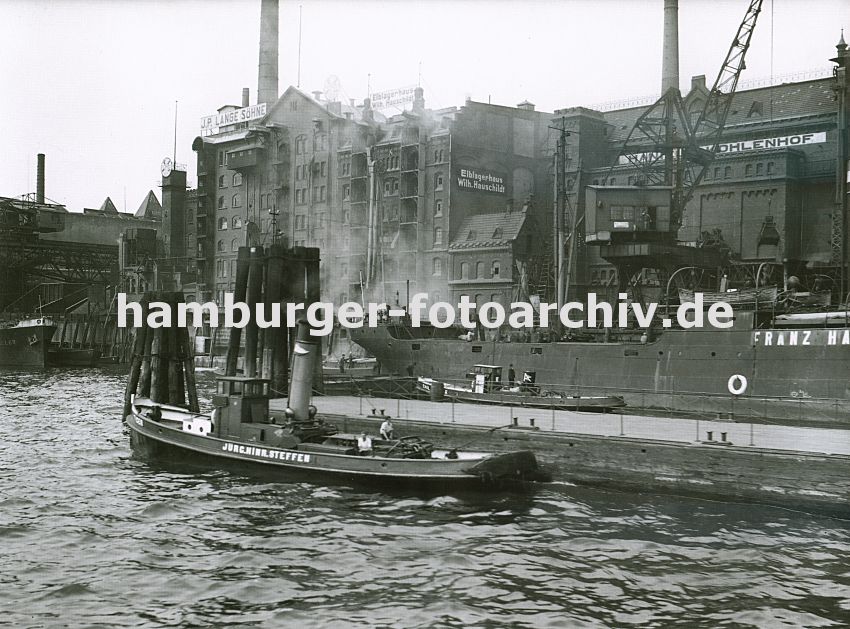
<box><xmin>1</xmin><ymin>0</ymin><xmax>847</xmax><ymax>214</ymax></box>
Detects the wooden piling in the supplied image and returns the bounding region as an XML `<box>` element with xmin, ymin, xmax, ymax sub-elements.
<box><xmin>266</xmin><ymin>243</ymin><xmax>287</xmax><ymax>397</ymax></box>
<box><xmin>122</xmin><ymin>296</ymin><xmax>150</xmax><ymax>418</ymax></box>
<box><xmin>244</xmin><ymin>246</ymin><xmax>264</xmax><ymax>377</ymax></box>
<box><xmin>149</xmin><ymin>326</ymin><xmax>164</xmax><ymax>403</ymax></box>
<box><xmin>179</xmin><ymin>325</ymin><xmax>200</xmax><ymax>413</ymax></box>
<box><xmin>225</xmin><ymin>247</ymin><xmax>252</xmax><ymax>376</ymax></box>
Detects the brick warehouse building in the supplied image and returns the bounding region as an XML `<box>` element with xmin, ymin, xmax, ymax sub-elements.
<box><xmin>181</xmin><ymin>29</ymin><xmax>847</xmax><ymax>312</ymax></box>
<box><xmin>560</xmin><ymin>36</ymin><xmax>850</xmax><ymax>302</ymax></box>
<box><xmin>189</xmin><ymin>87</ymin><xmax>554</xmax><ymax>308</ymax></box>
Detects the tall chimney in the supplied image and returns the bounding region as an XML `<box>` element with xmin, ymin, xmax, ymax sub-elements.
<box><xmin>257</xmin><ymin>0</ymin><xmax>279</xmax><ymax>106</ymax></box>
<box><xmin>661</xmin><ymin>0</ymin><xmax>679</xmax><ymax>93</ymax></box>
<box><xmin>36</xmin><ymin>153</ymin><xmax>45</xmax><ymax>204</ymax></box>
<box><xmin>242</xmin><ymin>87</ymin><xmax>250</xmax><ymax>108</ymax></box>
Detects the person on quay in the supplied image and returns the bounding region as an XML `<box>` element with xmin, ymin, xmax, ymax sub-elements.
<box><xmin>338</xmin><ymin>353</ymin><xmax>346</xmax><ymax>374</ymax></box>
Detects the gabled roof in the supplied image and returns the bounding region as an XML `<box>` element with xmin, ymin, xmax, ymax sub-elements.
<box><xmin>450</xmin><ymin>210</ymin><xmax>528</xmax><ymax>249</ymax></box>
<box><xmin>99</xmin><ymin>197</ymin><xmax>118</xmax><ymax>213</ymax></box>
<box><xmin>135</xmin><ymin>190</ymin><xmax>162</xmax><ymax>219</ymax></box>
<box><xmin>268</xmin><ymin>85</ymin><xmax>379</xmax><ymax>126</ymax></box>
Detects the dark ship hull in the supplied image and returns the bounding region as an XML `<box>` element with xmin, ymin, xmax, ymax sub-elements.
<box><xmin>0</xmin><ymin>321</ymin><xmax>56</xmax><ymax>367</ymax></box>
<box><xmin>352</xmin><ymin>311</ymin><xmax>850</xmax><ymax>424</ymax></box>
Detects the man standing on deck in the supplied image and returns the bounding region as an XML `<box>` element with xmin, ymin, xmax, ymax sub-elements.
<box><xmin>339</xmin><ymin>354</ymin><xmax>346</xmax><ymax>374</ymax></box>
<box><xmin>508</xmin><ymin>364</ymin><xmax>516</xmax><ymax>387</ymax></box>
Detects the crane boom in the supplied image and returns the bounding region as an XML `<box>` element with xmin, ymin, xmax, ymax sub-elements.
<box><xmin>606</xmin><ymin>0</ymin><xmax>763</xmax><ymax>232</ymax></box>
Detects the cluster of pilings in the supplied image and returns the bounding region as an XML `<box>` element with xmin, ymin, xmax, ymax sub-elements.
<box><xmin>224</xmin><ymin>244</ymin><xmax>321</xmax><ymax>397</ymax></box>
<box><xmin>53</xmin><ymin>312</ymin><xmax>134</xmax><ymax>362</ymax></box>
<box><xmin>122</xmin><ymin>291</ymin><xmax>199</xmax><ymax>418</ymax></box>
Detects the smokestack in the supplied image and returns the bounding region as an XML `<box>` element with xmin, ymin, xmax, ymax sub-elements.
<box><xmin>661</xmin><ymin>0</ymin><xmax>679</xmax><ymax>93</ymax></box>
<box><xmin>257</xmin><ymin>0</ymin><xmax>279</xmax><ymax>106</ymax></box>
<box><xmin>36</xmin><ymin>153</ymin><xmax>45</xmax><ymax>204</ymax></box>
<box><xmin>242</xmin><ymin>88</ymin><xmax>250</xmax><ymax>108</ymax></box>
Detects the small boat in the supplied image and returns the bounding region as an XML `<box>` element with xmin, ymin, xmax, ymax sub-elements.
<box><xmin>126</xmin><ymin>327</ymin><xmax>545</xmax><ymax>487</ymax></box>
<box><xmin>417</xmin><ymin>364</ymin><xmax>626</xmax><ymax>412</ymax></box>
<box><xmin>0</xmin><ymin>317</ymin><xmax>57</xmax><ymax>367</ymax></box>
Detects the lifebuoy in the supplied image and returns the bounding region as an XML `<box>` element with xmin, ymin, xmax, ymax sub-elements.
<box><xmin>727</xmin><ymin>374</ymin><xmax>747</xmax><ymax>395</ymax></box>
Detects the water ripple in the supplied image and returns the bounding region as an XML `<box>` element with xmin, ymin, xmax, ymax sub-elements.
<box><xmin>1</xmin><ymin>367</ymin><xmax>848</xmax><ymax>628</ymax></box>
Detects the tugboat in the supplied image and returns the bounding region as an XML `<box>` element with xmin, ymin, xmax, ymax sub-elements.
<box><xmin>0</xmin><ymin>316</ymin><xmax>56</xmax><ymax>367</ymax></box>
<box><xmin>417</xmin><ymin>364</ymin><xmax>625</xmax><ymax>412</ymax></box>
<box><xmin>126</xmin><ymin>323</ymin><xmax>545</xmax><ymax>487</ymax></box>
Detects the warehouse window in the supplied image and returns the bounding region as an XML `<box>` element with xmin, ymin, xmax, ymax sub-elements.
<box><xmin>218</xmin><ymin>217</ymin><xmax>227</xmax><ymax>230</ymax></box>
<box><xmin>434</xmin><ymin>226</ymin><xmax>443</xmax><ymax>246</ymax></box>
<box><xmin>232</xmin><ymin>216</ymin><xmax>242</xmax><ymax>228</ymax></box>
<box><xmin>232</xmin><ymin>193</ymin><xmax>241</xmax><ymax>207</ymax></box>
<box><xmin>232</xmin><ymin>173</ymin><xmax>242</xmax><ymax>186</ymax></box>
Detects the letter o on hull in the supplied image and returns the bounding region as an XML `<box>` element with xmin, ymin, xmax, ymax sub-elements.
<box><xmin>727</xmin><ymin>374</ymin><xmax>748</xmax><ymax>396</ymax></box>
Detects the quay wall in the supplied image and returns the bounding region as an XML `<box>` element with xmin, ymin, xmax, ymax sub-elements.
<box><xmin>325</xmin><ymin>414</ymin><xmax>850</xmax><ymax>517</ymax></box>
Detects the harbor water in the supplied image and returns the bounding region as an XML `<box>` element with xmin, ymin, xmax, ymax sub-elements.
<box><xmin>1</xmin><ymin>368</ymin><xmax>849</xmax><ymax>628</ymax></box>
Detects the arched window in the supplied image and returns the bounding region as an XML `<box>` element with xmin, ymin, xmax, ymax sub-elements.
<box><xmin>218</xmin><ymin>196</ymin><xmax>224</xmax><ymax>209</ymax></box>
<box><xmin>475</xmin><ymin>261</ymin><xmax>484</xmax><ymax>278</ymax></box>
<box><xmin>434</xmin><ymin>199</ymin><xmax>443</xmax><ymax>217</ymax></box>
<box><xmin>434</xmin><ymin>172</ymin><xmax>444</xmax><ymax>191</ymax></box>
<box><xmin>217</xmin><ymin>239</ymin><xmax>224</xmax><ymax>252</ymax></box>
<box><xmin>232</xmin><ymin>193</ymin><xmax>241</xmax><ymax>207</ymax></box>
<box><xmin>232</xmin><ymin>216</ymin><xmax>242</xmax><ymax>229</ymax></box>
<box><xmin>491</xmin><ymin>260</ymin><xmax>500</xmax><ymax>278</ymax></box>
<box><xmin>231</xmin><ymin>238</ymin><xmax>238</xmax><ymax>251</ymax></box>
<box><xmin>218</xmin><ymin>217</ymin><xmax>228</xmax><ymax>230</ymax></box>
<box><xmin>433</xmin><ymin>226</ymin><xmax>443</xmax><ymax>246</ymax></box>
<box><xmin>460</xmin><ymin>262</ymin><xmax>469</xmax><ymax>279</ymax></box>
<box><xmin>232</xmin><ymin>173</ymin><xmax>242</xmax><ymax>186</ymax></box>
<box><xmin>433</xmin><ymin>258</ymin><xmax>442</xmax><ymax>276</ymax></box>
<box><xmin>218</xmin><ymin>175</ymin><xmax>225</xmax><ymax>188</ymax></box>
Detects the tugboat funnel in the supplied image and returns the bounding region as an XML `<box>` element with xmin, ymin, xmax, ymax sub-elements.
<box><xmin>288</xmin><ymin>321</ymin><xmax>317</xmax><ymax>420</ymax></box>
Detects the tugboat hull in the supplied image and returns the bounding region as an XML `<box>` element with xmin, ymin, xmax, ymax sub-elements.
<box><xmin>126</xmin><ymin>404</ymin><xmax>544</xmax><ymax>488</ymax></box>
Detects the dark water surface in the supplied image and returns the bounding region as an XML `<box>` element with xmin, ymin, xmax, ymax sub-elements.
<box><xmin>1</xmin><ymin>368</ymin><xmax>849</xmax><ymax>628</ymax></box>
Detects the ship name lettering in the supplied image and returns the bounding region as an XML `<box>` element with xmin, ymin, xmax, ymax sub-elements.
<box><xmin>802</xmin><ymin>331</ymin><xmax>811</xmax><ymax>345</ymax></box>
<box><xmin>844</xmin><ymin>330</ymin><xmax>850</xmax><ymax>345</ymax></box>
<box><xmin>788</xmin><ymin>331</ymin><xmax>798</xmax><ymax>345</ymax></box>
<box><xmin>0</xmin><ymin>339</ymin><xmax>15</xmax><ymax>346</ymax></box>
<box><xmin>828</xmin><ymin>330</ymin><xmax>837</xmax><ymax>345</ymax></box>
<box><xmin>221</xmin><ymin>442</ymin><xmax>310</xmax><ymax>463</ymax></box>
<box><xmin>764</xmin><ymin>332</ymin><xmax>773</xmax><ymax>346</ymax></box>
